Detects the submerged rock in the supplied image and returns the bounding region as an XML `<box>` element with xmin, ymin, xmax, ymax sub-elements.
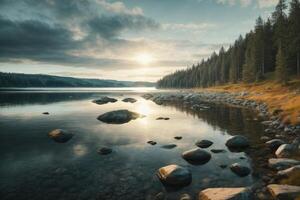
<box><xmin>268</xmin><ymin>158</ymin><xmax>300</xmax><ymax>170</ymax></box>
<box><xmin>157</xmin><ymin>165</ymin><xmax>192</xmax><ymax>187</ymax></box>
<box><xmin>174</xmin><ymin>136</ymin><xmax>182</xmax><ymax>140</ymax></box>
<box><xmin>48</xmin><ymin>129</ymin><xmax>73</xmax><ymax>143</ymax></box>
<box><xmin>182</xmin><ymin>148</ymin><xmax>211</xmax><ymax>165</ymax></box>
<box><xmin>147</xmin><ymin>141</ymin><xmax>157</xmax><ymax>145</ymax></box>
<box><xmin>92</xmin><ymin>96</ymin><xmax>117</xmax><ymax>105</ymax></box>
<box><xmin>225</xmin><ymin>135</ymin><xmax>249</xmax><ymax>151</ymax></box>
<box><xmin>195</xmin><ymin>140</ymin><xmax>213</xmax><ymax>148</ymax></box>
<box><xmin>98</xmin><ymin>147</ymin><xmax>112</xmax><ymax>155</ymax></box>
<box><xmin>230</xmin><ymin>163</ymin><xmax>251</xmax><ymax>177</ymax></box>
<box><xmin>97</xmin><ymin>109</ymin><xmax>144</xmax><ymax>124</ymax></box>
<box><xmin>199</xmin><ymin>187</ymin><xmax>252</xmax><ymax>200</ymax></box>
<box><xmin>220</xmin><ymin>164</ymin><xmax>227</xmax><ymax>169</ymax></box>
<box><xmin>122</xmin><ymin>97</ymin><xmax>137</xmax><ymax>103</ymax></box>
<box><xmin>161</xmin><ymin>144</ymin><xmax>177</xmax><ymax>149</ymax></box>
<box><xmin>211</xmin><ymin>149</ymin><xmax>226</xmax><ymax>153</ymax></box>
<box><xmin>266</xmin><ymin>139</ymin><xmax>285</xmax><ymax>151</ymax></box>
<box><xmin>156</xmin><ymin>117</ymin><xmax>170</xmax><ymax>120</ymax></box>
<box><xmin>142</xmin><ymin>93</ymin><xmax>153</xmax><ymax>100</ymax></box>
<box><xmin>267</xmin><ymin>184</ymin><xmax>300</xmax><ymax>200</ymax></box>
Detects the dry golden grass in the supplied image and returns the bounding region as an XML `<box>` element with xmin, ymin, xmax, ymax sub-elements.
<box><xmin>194</xmin><ymin>78</ymin><xmax>300</xmax><ymax>125</ymax></box>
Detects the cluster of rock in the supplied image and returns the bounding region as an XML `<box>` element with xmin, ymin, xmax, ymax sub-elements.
<box><xmin>93</xmin><ymin>96</ymin><xmax>138</xmax><ymax>105</ymax></box>
<box><xmin>142</xmin><ymin>92</ymin><xmax>300</xmax><ymax>135</ymax></box>
<box><xmin>263</xmin><ymin>135</ymin><xmax>300</xmax><ymax>199</ymax></box>
<box><xmin>155</xmin><ymin>135</ymin><xmax>256</xmax><ymax>199</ymax></box>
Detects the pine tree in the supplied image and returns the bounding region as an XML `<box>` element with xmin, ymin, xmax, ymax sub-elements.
<box><xmin>272</xmin><ymin>0</ymin><xmax>288</xmax><ymax>50</ymax></box>
<box><xmin>254</xmin><ymin>16</ymin><xmax>265</xmax><ymax>79</ymax></box>
<box><xmin>288</xmin><ymin>0</ymin><xmax>300</xmax><ymax>75</ymax></box>
<box><xmin>275</xmin><ymin>44</ymin><xmax>288</xmax><ymax>84</ymax></box>
<box><xmin>243</xmin><ymin>33</ymin><xmax>256</xmax><ymax>83</ymax></box>
<box><xmin>263</xmin><ymin>18</ymin><xmax>275</xmax><ymax>73</ymax></box>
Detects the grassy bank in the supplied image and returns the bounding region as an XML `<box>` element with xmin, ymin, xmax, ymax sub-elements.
<box><xmin>194</xmin><ymin>78</ymin><xmax>300</xmax><ymax>125</ymax></box>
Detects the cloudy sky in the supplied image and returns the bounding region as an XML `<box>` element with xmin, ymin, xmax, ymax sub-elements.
<box><xmin>0</xmin><ymin>0</ymin><xmax>279</xmax><ymax>81</ymax></box>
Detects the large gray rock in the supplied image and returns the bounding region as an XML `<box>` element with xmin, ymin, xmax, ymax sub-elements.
<box><xmin>230</xmin><ymin>163</ymin><xmax>251</xmax><ymax>177</ymax></box>
<box><xmin>267</xmin><ymin>184</ymin><xmax>300</xmax><ymax>200</ymax></box>
<box><xmin>277</xmin><ymin>165</ymin><xmax>300</xmax><ymax>178</ymax></box>
<box><xmin>97</xmin><ymin>109</ymin><xmax>144</xmax><ymax>124</ymax></box>
<box><xmin>92</xmin><ymin>96</ymin><xmax>117</xmax><ymax>105</ymax></box>
<box><xmin>266</xmin><ymin>139</ymin><xmax>285</xmax><ymax>151</ymax></box>
<box><xmin>225</xmin><ymin>135</ymin><xmax>249</xmax><ymax>151</ymax></box>
<box><xmin>122</xmin><ymin>97</ymin><xmax>137</xmax><ymax>103</ymax></box>
<box><xmin>268</xmin><ymin>158</ymin><xmax>300</xmax><ymax>170</ymax></box>
<box><xmin>182</xmin><ymin>148</ymin><xmax>211</xmax><ymax>165</ymax></box>
<box><xmin>195</xmin><ymin>140</ymin><xmax>213</xmax><ymax>148</ymax></box>
<box><xmin>48</xmin><ymin>129</ymin><xmax>73</xmax><ymax>143</ymax></box>
<box><xmin>275</xmin><ymin>142</ymin><xmax>300</xmax><ymax>158</ymax></box>
<box><xmin>157</xmin><ymin>164</ymin><xmax>192</xmax><ymax>187</ymax></box>
<box><xmin>199</xmin><ymin>187</ymin><xmax>252</xmax><ymax>200</ymax></box>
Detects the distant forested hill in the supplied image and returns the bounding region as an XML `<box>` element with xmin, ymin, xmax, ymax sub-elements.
<box><xmin>157</xmin><ymin>0</ymin><xmax>300</xmax><ymax>88</ymax></box>
<box><xmin>0</xmin><ymin>72</ymin><xmax>155</xmax><ymax>88</ymax></box>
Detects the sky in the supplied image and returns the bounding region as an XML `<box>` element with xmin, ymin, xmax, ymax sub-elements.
<box><xmin>0</xmin><ymin>0</ymin><xmax>279</xmax><ymax>82</ymax></box>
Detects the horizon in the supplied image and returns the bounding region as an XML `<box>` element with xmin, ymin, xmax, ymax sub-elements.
<box><xmin>0</xmin><ymin>0</ymin><xmax>280</xmax><ymax>81</ymax></box>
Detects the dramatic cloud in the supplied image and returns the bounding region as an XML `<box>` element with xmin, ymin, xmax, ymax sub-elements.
<box><xmin>0</xmin><ymin>0</ymin><xmax>278</xmax><ymax>81</ymax></box>
<box><xmin>216</xmin><ymin>0</ymin><xmax>278</xmax><ymax>7</ymax></box>
<box><xmin>88</xmin><ymin>14</ymin><xmax>159</xmax><ymax>39</ymax></box>
<box><xmin>0</xmin><ymin>0</ymin><xmax>160</xmax><ymax>68</ymax></box>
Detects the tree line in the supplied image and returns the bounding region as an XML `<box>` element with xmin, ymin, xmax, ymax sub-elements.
<box><xmin>157</xmin><ymin>0</ymin><xmax>300</xmax><ymax>88</ymax></box>
<box><xmin>0</xmin><ymin>72</ymin><xmax>155</xmax><ymax>87</ymax></box>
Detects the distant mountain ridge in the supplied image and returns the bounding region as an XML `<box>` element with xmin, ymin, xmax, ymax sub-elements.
<box><xmin>0</xmin><ymin>72</ymin><xmax>156</xmax><ymax>88</ymax></box>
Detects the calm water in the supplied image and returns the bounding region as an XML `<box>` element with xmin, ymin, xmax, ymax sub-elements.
<box><xmin>0</xmin><ymin>88</ymin><xmax>265</xmax><ymax>200</ymax></box>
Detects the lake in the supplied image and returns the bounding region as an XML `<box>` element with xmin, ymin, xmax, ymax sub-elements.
<box><xmin>0</xmin><ymin>88</ymin><xmax>266</xmax><ymax>200</ymax></box>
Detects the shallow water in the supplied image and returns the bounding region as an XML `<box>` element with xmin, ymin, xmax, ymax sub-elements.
<box><xmin>0</xmin><ymin>88</ymin><xmax>265</xmax><ymax>200</ymax></box>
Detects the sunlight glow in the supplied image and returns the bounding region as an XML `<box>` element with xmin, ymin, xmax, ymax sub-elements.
<box><xmin>137</xmin><ymin>101</ymin><xmax>151</xmax><ymax>116</ymax></box>
<box><xmin>135</xmin><ymin>53</ymin><xmax>153</xmax><ymax>65</ymax></box>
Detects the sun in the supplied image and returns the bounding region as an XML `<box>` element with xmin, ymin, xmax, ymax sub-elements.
<box><xmin>135</xmin><ymin>53</ymin><xmax>153</xmax><ymax>65</ymax></box>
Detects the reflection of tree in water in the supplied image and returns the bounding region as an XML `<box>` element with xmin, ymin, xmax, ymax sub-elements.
<box><xmin>0</xmin><ymin>92</ymin><xmax>103</xmax><ymax>107</ymax></box>
<box><xmin>159</xmin><ymin>101</ymin><xmax>265</xmax><ymax>142</ymax></box>
<box><xmin>159</xmin><ymin>101</ymin><xmax>271</xmax><ymax>183</ymax></box>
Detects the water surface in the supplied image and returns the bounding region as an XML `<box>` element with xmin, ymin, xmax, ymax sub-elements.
<box><xmin>0</xmin><ymin>88</ymin><xmax>265</xmax><ymax>200</ymax></box>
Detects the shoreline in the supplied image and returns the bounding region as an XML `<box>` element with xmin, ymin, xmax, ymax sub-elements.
<box><xmin>142</xmin><ymin>90</ymin><xmax>300</xmax><ymax>199</ymax></box>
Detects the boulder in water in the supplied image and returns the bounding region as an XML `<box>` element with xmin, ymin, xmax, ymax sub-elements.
<box><xmin>122</xmin><ymin>98</ymin><xmax>137</xmax><ymax>103</ymax></box>
<box><xmin>230</xmin><ymin>163</ymin><xmax>251</xmax><ymax>177</ymax></box>
<box><xmin>98</xmin><ymin>147</ymin><xmax>112</xmax><ymax>155</ymax></box>
<box><xmin>92</xmin><ymin>96</ymin><xmax>117</xmax><ymax>105</ymax></box>
<box><xmin>147</xmin><ymin>141</ymin><xmax>157</xmax><ymax>145</ymax></box>
<box><xmin>195</xmin><ymin>140</ymin><xmax>213</xmax><ymax>148</ymax></box>
<box><xmin>157</xmin><ymin>164</ymin><xmax>192</xmax><ymax>187</ymax></box>
<box><xmin>48</xmin><ymin>129</ymin><xmax>73</xmax><ymax>143</ymax></box>
<box><xmin>97</xmin><ymin>109</ymin><xmax>144</xmax><ymax>124</ymax></box>
<box><xmin>161</xmin><ymin>144</ymin><xmax>177</xmax><ymax>149</ymax></box>
<box><xmin>211</xmin><ymin>149</ymin><xmax>226</xmax><ymax>153</ymax></box>
<box><xmin>182</xmin><ymin>148</ymin><xmax>211</xmax><ymax>165</ymax></box>
<box><xmin>225</xmin><ymin>135</ymin><xmax>249</xmax><ymax>151</ymax></box>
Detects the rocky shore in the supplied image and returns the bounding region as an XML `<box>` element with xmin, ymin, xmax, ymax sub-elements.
<box><xmin>143</xmin><ymin>91</ymin><xmax>300</xmax><ymax>199</ymax></box>
<box><xmin>143</xmin><ymin>91</ymin><xmax>300</xmax><ymax>135</ymax></box>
